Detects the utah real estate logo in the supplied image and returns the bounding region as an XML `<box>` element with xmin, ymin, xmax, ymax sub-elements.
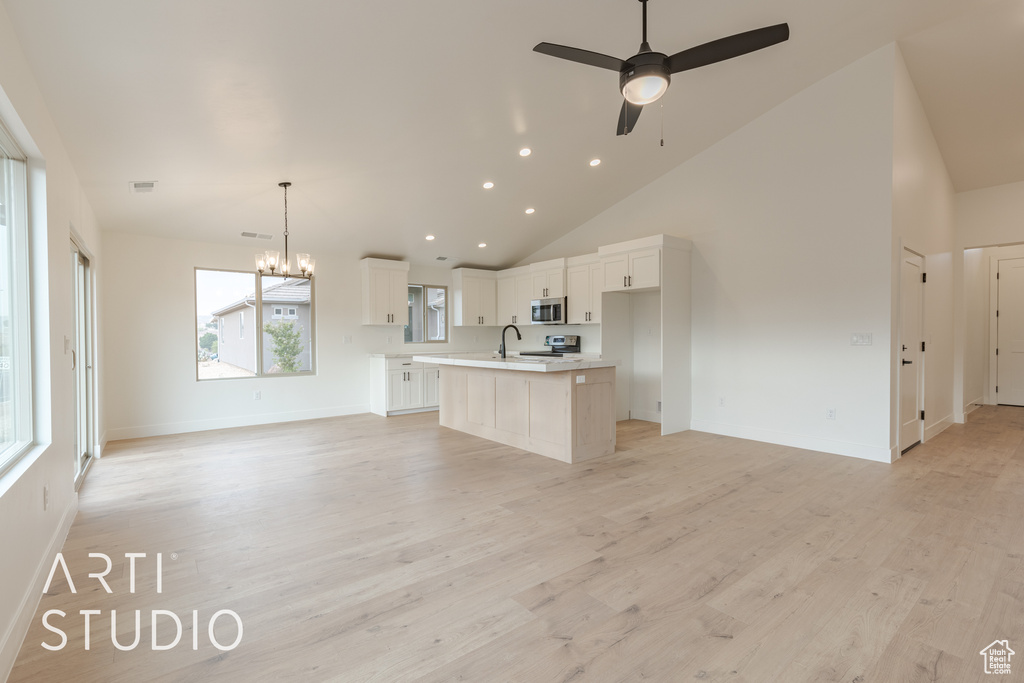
<box><xmin>980</xmin><ymin>640</ymin><xmax>1014</xmax><ymax>675</ymax></box>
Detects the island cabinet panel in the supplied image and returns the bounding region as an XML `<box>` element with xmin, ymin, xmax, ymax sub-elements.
<box><xmin>437</xmin><ymin>363</ymin><xmax>615</xmax><ymax>463</ymax></box>
<box><xmin>466</xmin><ymin>375</ymin><xmax>496</xmax><ymax>428</ymax></box>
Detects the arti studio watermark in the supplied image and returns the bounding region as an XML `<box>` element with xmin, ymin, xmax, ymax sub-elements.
<box><xmin>40</xmin><ymin>552</ymin><xmax>243</xmax><ymax>652</ymax></box>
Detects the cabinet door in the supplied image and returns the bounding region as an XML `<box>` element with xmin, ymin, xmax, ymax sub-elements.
<box><xmin>406</xmin><ymin>369</ymin><xmax>424</xmax><ymax>409</ymax></box>
<box><xmin>515</xmin><ymin>273</ymin><xmax>533</xmax><ymax>325</ymax></box>
<box><xmin>588</xmin><ymin>263</ymin><xmax>604</xmax><ymax>323</ymax></box>
<box><xmin>369</xmin><ymin>268</ymin><xmax>394</xmax><ymax>324</ymax></box>
<box><xmin>628</xmin><ymin>248</ymin><xmax>660</xmax><ymax>289</ymax></box>
<box><xmin>462</xmin><ymin>276</ymin><xmax>481</xmax><ymax>325</ymax></box>
<box><xmin>545</xmin><ymin>270</ymin><xmax>565</xmax><ymax>298</ymax></box>
<box><xmin>387</xmin><ymin>370</ymin><xmax>408</xmax><ymax>411</ymax></box>
<box><xmin>390</xmin><ymin>269</ymin><xmax>409</xmax><ymax>326</ymax></box>
<box><xmin>478</xmin><ymin>277</ymin><xmax>497</xmax><ymax>325</ymax></box>
<box><xmin>602</xmin><ymin>253</ymin><xmax>629</xmax><ymax>292</ymax></box>
<box><xmin>423</xmin><ymin>368</ymin><xmax>439</xmax><ymax>407</ymax></box>
<box><xmin>531</xmin><ymin>272</ymin><xmax>549</xmax><ymax>299</ymax></box>
<box><xmin>497</xmin><ymin>275</ymin><xmax>517</xmax><ymax>325</ymax></box>
<box><xmin>566</xmin><ymin>265</ymin><xmax>591</xmax><ymax>324</ymax></box>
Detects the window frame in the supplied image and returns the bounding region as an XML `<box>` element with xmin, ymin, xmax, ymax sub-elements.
<box><xmin>194</xmin><ymin>268</ymin><xmax>317</xmax><ymax>381</ymax></box>
<box><xmin>405</xmin><ymin>283</ymin><xmax>448</xmax><ymax>344</ymax></box>
<box><xmin>0</xmin><ymin>122</ymin><xmax>32</xmax><ymax>477</ymax></box>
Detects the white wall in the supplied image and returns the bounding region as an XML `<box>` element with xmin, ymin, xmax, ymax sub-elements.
<box><xmin>890</xmin><ymin>46</ymin><xmax>956</xmax><ymax>445</ymax></box>
<box><xmin>521</xmin><ymin>45</ymin><xmax>900</xmax><ymax>461</ymax></box>
<box><xmin>962</xmin><ymin>248</ymin><xmax>988</xmax><ymax>408</ymax></box>
<box><xmin>0</xmin><ymin>4</ymin><xmax>102</xmax><ymax>676</ymax></box>
<box><xmin>630</xmin><ymin>291</ymin><xmax>661</xmax><ymax>423</ymax></box>
<box><xmin>953</xmin><ymin>180</ymin><xmax>1024</xmax><ymax>420</ymax></box>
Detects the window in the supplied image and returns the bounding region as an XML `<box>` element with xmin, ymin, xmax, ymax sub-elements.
<box><xmin>261</xmin><ymin>276</ymin><xmax>313</xmax><ymax>374</ymax></box>
<box><xmin>405</xmin><ymin>284</ymin><xmax>447</xmax><ymax>343</ymax></box>
<box><xmin>194</xmin><ymin>269</ymin><xmax>315</xmax><ymax>380</ymax></box>
<box><xmin>0</xmin><ymin>117</ymin><xmax>30</xmax><ymax>473</ymax></box>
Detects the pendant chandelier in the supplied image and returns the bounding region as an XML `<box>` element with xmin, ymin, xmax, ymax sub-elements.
<box><xmin>255</xmin><ymin>181</ymin><xmax>315</xmax><ymax>279</ymax></box>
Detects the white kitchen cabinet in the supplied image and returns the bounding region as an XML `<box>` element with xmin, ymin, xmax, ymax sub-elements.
<box><xmin>360</xmin><ymin>258</ymin><xmax>410</xmax><ymax>325</ymax></box>
<box><xmin>530</xmin><ymin>258</ymin><xmax>566</xmax><ymax>299</ymax></box>
<box><xmin>452</xmin><ymin>268</ymin><xmax>498</xmax><ymax>326</ymax></box>
<box><xmin>423</xmin><ymin>365</ymin><xmax>439</xmax><ymax>407</ymax></box>
<box><xmin>566</xmin><ymin>257</ymin><xmax>603</xmax><ymax>324</ymax></box>
<box><xmin>497</xmin><ymin>266</ymin><xmax>532</xmax><ymax>325</ymax></box>
<box><xmin>371</xmin><ymin>357</ymin><xmax>439</xmax><ymax>416</ymax></box>
<box><xmin>600</xmin><ymin>245</ymin><xmax>660</xmax><ymax>292</ymax></box>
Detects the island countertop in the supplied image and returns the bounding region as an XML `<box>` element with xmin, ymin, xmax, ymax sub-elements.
<box><xmin>411</xmin><ymin>352</ymin><xmax>617</xmax><ymax>373</ymax></box>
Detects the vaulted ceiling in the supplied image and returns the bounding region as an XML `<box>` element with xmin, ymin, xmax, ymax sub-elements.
<box><xmin>1</xmin><ymin>0</ymin><xmax>1017</xmax><ymax>267</ymax></box>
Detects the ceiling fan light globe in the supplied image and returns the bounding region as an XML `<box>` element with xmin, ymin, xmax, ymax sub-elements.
<box><xmin>623</xmin><ymin>74</ymin><xmax>669</xmax><ymax>105</ymax></box>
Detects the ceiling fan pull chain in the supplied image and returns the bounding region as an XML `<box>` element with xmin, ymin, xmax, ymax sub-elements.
<box><xmin>660</xmin><ymin>103</ymin><xmax>664</xmax><ymax>147</ymax></box>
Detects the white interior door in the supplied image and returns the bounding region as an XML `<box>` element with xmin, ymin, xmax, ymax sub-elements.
<box><xmin>996</xmin><ymin>258</ymin><xmax>1024</xmax><ymax>405</ymax></box>
<box><xmin>899</xmin><ymin>251</ymin><xmax>923</xmax><ymax>453</ymax></box>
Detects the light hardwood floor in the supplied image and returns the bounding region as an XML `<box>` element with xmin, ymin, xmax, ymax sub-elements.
<box><xmin>9</xmin><ymin>406</ymin><xmax>1024</xmax><ymax>682</ymax></box>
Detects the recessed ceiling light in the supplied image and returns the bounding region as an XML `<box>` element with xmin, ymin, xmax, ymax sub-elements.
<box><xmin>425</xmin><ymin>235</ymin><xmax>435</xmax><ymax>241</ymax></box>
<box><xmin>482</xmin><ymin>181</ymin><xmax>494</xmax><ymax>189</ymax></box>
<box><xmin>590</xmin><ymin>158</ymin><xmax>601</xmax><ymax>167</ymax></box>
<box><xmin>525</xmin><ymin>208</ymin><xmax>535</xmax><ymax>215</ymax></box>
<box><xmin>519</xmin><ymin>148</ymin><xmax>532</xmax><ymax>157</ymax></box>
<box><xmin>478</xmin><ymin>242</ymin><xmax>487</xmax><ymax>248</ymax></box>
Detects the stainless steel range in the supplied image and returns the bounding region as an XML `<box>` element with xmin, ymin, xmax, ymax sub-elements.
<box><xmin>518</xmin><ymin>334</ymin><xmax>580</xmax><ymax>357</ymax></box>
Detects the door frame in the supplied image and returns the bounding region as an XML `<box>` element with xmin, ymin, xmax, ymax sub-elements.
<box><xmin>897</xmin><ymin>246</ymin><xmax>925</xmax><ymax>455</ymax></box>
<box><xmin>70</xmin><ymin>230</ymin><xmax>97</xmax><ymax>489</ymax></box>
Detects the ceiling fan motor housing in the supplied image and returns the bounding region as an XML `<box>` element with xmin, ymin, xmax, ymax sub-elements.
<box><xmin>620</xmin><ymin>52</ymin><xmax>671</xmax><ymax>104</ymax></box>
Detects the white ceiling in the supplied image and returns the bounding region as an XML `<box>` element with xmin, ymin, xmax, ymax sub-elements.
<box><xmin>0</xmin><ymin>0</ymin><xmax>1016</xmax><ymax>267</ymax></box>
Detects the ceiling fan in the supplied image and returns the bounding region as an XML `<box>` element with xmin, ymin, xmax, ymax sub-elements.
<box><xmin>534</xmin><ymin>0</ymin><xmax>789</xmax><ymax>135</ymax></box>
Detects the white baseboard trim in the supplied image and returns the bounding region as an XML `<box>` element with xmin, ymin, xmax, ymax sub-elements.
<box><xmin>106</xmin><ymin>403</ymin><xmax>371</xmax><ymax>441</ymax></box>
<box><xmin>963</xmin><ymin>398</ymin><xmax>984</xmax><ymax>417</ymax></box>
<box><xmin>0</xmin><ymin>493</ymin><xmax>78</xmax><ymax>681</ymax></box>
<box><xmin>690</xmin><ymin>419</ymin><xmax>893</xmax><ymax>463</ymax></box>
<box><xmin>924</xmin><ymin>414</ymin><xmax>954</xmax><ymax>442</ymax></box>
<box><xmin>631</xmin><ymin>410</ymin><xmax>662</xmax><ymax>424</ymax></box>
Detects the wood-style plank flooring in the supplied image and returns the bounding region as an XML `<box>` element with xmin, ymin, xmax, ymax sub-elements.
<box><xmin>9</xmin><ymin>406</ymin><xmax>1024</xmax><ymax>682</ymax></box>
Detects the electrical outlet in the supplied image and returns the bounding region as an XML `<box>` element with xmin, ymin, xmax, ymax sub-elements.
<box><xmin>342</xmin><ymin>335</ymin><xmax>352</xmax><ymax>344</ymax></box>
<box><xmin>253</xmin><ymin>391</ymin><xmax>261</xmax><ymax>400</ymax></box>
<box><xmin>718</xmin><ymin>397</ymin><xmax>725</xmax><ymax>407</ymax></box>
<box><xmin>575</xmin><ymin>375</ymin><xmax>585</xmax><ymax>384</ymax></box>
<box><xmin>43</xmin><ymin>485</ymin><xmax>49</xmax><ymax>511</ymax></box>
<box><xmin>826</xmin><ymin>408</ymin><xmax>837</xmax><ymax>420</ymax></box>
<box><xmin>386</xmin><ymin>335</ymin><xmax>392</xmax><ymax>344</ymax></box>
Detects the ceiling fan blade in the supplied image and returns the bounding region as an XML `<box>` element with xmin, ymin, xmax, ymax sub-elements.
<box><xmin>666</xmin><ymin>23</ymin><xmax>789</xmax><ymax>74</ymax></box>
<box><xmin>617</xmin><ymin>100</ymin><xmax>643</xmax><ymax>136</ymax></box>
<box><xmin>534</xmin><ymin>42</ymin><xmax>628</xmax><ymax>72</ymax></box>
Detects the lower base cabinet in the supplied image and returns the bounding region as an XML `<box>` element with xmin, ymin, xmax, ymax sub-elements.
<box><xmin>371</xmin><ymin>358</ymin><xmax>440</xmax><ymax>416</ymax></box>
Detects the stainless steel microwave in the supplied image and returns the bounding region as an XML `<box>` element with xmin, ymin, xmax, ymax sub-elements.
<box><xmin>531</xmin><ymin>297</ymin><xmax>566</xmax><ymax>325</ymax></box>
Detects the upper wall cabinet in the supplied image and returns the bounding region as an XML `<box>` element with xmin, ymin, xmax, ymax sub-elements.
<box><xmin>452</xmin><ymin>268</ymin><xmax>498</xmax><ymax>326</ymax></box>
<box><xmin>361</xmin><ymin>258</ymin><xmax>410</xmax><ymax>325</ymax></box>
<box><xmin>599</xmin><ymin>238</ymin><xmax>663</xmax><ymax>292</ymax></box>
<box><xmin>497</xmin><ymin>266</ymin><xmax>532</xmax><ymax>326</ymax></box>
<box><xmin>530</xmin><ymin>258</ymin><xmax>566</xmax><ymax>299</ymax></box>
<box><xmin>566</xmin><ymin>254</ymin><xmax>603</xmax><ymax>324</ymax></box>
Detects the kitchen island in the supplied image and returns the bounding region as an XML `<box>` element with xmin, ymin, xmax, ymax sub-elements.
<box><xmin>412</xmin><ymin>353</ymin><xmax>617</xmax><ymax>463</ymax></box>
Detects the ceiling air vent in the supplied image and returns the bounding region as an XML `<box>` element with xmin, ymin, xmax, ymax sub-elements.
<box><xmin>129</xmin><ymin>180</ymin><xmax>157</xmax><ymax>194</ymax></box>
<box><xmin>435</xmin><ymin>256</ymin><xmax>449</xmax><ymax>261</ymax></box>
<box><xmin>240</xmin><ymin>232</ymin><xmax>273</xmax><ymax>240</ymax></box>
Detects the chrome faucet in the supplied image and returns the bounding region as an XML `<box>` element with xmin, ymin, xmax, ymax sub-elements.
<box><xmin>500</xmin><ymin>324</ymin><xmax>521</xmax><ymax>359</ymax></box>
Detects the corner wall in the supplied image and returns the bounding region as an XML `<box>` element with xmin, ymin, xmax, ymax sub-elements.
<box><xmin>521</xmin><ymin>46</ymin><xmax>900</xmax><ymax>461</ymax></box>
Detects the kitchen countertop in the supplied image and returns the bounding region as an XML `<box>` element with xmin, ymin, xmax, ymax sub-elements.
<box><xmin>411</xmin><ymin>352</ymin><xmax>616</xmax><ymax>373</ymax></box>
